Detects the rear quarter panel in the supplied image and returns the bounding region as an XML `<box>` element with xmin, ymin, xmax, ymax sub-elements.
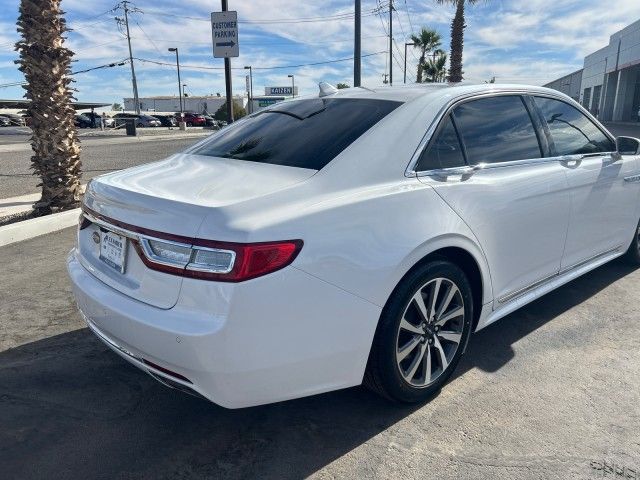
<box><xmin>231</xmin><ymin>179</ymin><xmax>493</xmax><ymax>310</ymax></box>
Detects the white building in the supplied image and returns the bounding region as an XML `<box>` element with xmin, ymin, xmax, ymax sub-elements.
<box><xmin>545</xmin><ymin>18</ymin><xmax>640</xmax><ymax>122</ymax></box>
<box><xmin>123</xmin><ymin>95</ymin><xmax>248</xmax><ymax>114</ymax></box>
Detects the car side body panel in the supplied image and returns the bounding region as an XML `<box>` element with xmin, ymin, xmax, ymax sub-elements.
<box><xmin>67</xmin><ymin>83</ymin><xmax>640</xmax><ymax>407</ymax></box>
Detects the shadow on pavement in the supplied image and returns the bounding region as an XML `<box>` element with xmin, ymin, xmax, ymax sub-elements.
<box><xmin>0</xmin><ymin>260</ymin><xmax>635</xmax><ymax>480</ymax></box>
<box><xmin>456</xmin><ymin>259</ymin><xmax>637</xmax><ymax>378</ymax></box>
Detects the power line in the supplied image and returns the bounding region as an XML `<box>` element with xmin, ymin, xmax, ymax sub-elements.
<box><xmin>123</xmin><ymin>34</ymin><xmax>389</xmax><ymax>48</ymax></box>
<box><xmin>0</xmin><ymin>59</ymin><xmax>130</xmax><ymax>89</ymax></box>
<box><xmin>134</xmin><ymin>19</ymin><xmax>162</xmax><ymax>55</ymax></box>
<box><xmin>139</xmin><ymin>7</ymin><xmax>382</xmax><ymax>24</ymax></box>
<box><xmin>72</xmin><ymin>7</ymin><xmax>118</xmax><ymax>23</ymax></box>
<box><xmin>403</xmin><ymin>0</ymin><xmax>416</xmax><ymax>36</ymax></box>
<box><xmin>69</xmin><ymin>17</ymin><xmax>115</xmax><ymax>31</ymax></box>
<box><xmin>71</xmin><ymin>59</ymin><xmax>130</xmax><ymax>75</ymax></box>
<box><xmin>133</xmin><ymin>51</ymin><xmax>386</xmax><ymax>71</ymax></box>
<box><xmin>74</xmin><ymin>37</ymin><xmax>126</xmax><ymax>53</ymax></box>
<box><xmin>375</xmin><ymin>1</ymin><xmax>407</xmax><ymax>80</ymax></box>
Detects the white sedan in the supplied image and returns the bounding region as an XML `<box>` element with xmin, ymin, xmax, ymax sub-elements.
<box><xmin>68</xmin><ymin>83</ymin><xmax>640</xmax><ymax>408</ymax></box>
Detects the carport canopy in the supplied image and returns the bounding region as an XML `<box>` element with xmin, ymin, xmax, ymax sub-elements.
<box><xmin>0</xmin><ymin>99</ymin><xmax>110</xmax><ymax>110</ymax></box>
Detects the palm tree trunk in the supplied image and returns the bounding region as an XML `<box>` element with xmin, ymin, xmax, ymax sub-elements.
<box><xmin>16</xmin><ymin>0</ymin><xmax>82</xmax><ymax>216</ymax></box>
<box><xmin>447</xmin><ymin>0</ymin><xmax>465</xmax><ymax>83</ymax></box>
<box><xmin>417</xmin><ymin>51</ymin><xmax>426</xmax><ymax>83</ymax></box>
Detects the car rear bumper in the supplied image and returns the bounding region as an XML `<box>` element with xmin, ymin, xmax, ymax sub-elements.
<box><xmin>67</xmin><ymin>248</ymin><xmax>381</xmax><ymax>408</ymax></box>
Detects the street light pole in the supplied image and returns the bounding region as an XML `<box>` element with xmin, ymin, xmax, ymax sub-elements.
<box><xmin>354</xmin><ymin>0</ymin><xmax>361</xmax><ymax>87</ymax></box>
<box><xmin>288</xmin><ymin>74</ymin><xmax>295</xmax><ymax>97</ymax></box>
<box><xmin>244</xmin><ymin>65</ymin><xmax>253</xmax><ymax>114</ymax></box>
<box><xmin>404</xmin><ymin>42</ymin><xmax>414</xmax><ymax>84</ymax></box>
<box><xmin>168</xmin><ymin>48</ymin><xmax>183</xmax><ymax>115</ymax></box>
<box><xmin>388</xmin><ymin>0</ymin><xmax>393</xmax><ymax>85</ymax></box>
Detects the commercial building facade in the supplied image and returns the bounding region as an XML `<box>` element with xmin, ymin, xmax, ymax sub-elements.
<box><xmin>123</xmin><ymin>95</ymin><xmax>248</xmax><ymax>114</ymax></box>
<box><xmin>545</xmin><ymin>18</ymin><xmax>640</xmax><ymax>122</ymax></box>
<box><xmin>122</xmin><ymin>94</ymin><xmax>289</xmax><ymax>115</ymax></box>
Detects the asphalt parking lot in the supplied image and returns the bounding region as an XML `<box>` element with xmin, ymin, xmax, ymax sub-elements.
<box><xmin>1</xmin><ymin>227</ymin><xmax>639</xmax><ymax>479</ymax></box>
<box><xmin>0</xmin><ymin>133</ymin><xmax>208</xmax><ymax>198</ymax></box>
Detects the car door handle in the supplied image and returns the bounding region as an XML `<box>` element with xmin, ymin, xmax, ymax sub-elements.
<box><xmin>559</xmin><ymin>155</ymin><xmax>584</xmax><ymax>168</ymax></box>
<box><xmin>438</xmin><ymin>163</ymin><xmax>487</xmax><ymax>176</ymax></box>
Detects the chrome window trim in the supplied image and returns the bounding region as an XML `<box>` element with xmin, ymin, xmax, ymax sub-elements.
<box><xmin>405</xmin><ymin>89</ymin><xmax>618</xmax><ymax>178</ymax></box>
<box><xmin>413</xmin><ymin>156</ymin><xmax>568</xmax><ymax>178</ymax></box>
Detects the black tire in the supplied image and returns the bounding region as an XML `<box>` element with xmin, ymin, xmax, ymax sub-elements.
<box><xmin>137</xmin><ymin>123</ymin><xmax>144</xmax><ymax>128</ymax></box>
<box><xmin>186</xmin><ymin>122</ymin><xmax>193</xmax><ymax>127</ymax></box>
<box><xmin>364</xmin><ymin>260</ymin><xmax>474</xmax><ymax>403</ymax></box>
<box><xmin>624</xmin><ymin>219</ymin><xmax>640</xmax><ymax>265</ymax></box>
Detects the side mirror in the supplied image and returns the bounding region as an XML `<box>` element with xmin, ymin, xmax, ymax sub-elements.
<box><xmin>616</xmin><ymin>136</ymin><xmax>640</xmax><ymax>155</ymax></box>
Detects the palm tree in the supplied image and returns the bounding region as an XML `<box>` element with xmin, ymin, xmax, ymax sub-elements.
<box><xmin>435</xmin><ymin>0</ymin><xmax>482</xmax><ymax>83</ymax></box>
<box><xmin>424</xmin><ymin>52</ymin><xmax>448</xmax><ymax>83</ymax></box>
<box><xmin>16</xmin><ymin>0</ymin><xmax>82</xmax><ymax>216</ymax></box>
<box><xmin>410</xmin><ymin>28</ymin><xmax>442</xmax><ymax>83</ymax></box>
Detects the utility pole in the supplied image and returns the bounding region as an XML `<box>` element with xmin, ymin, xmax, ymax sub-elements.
<box><xmin>354</xmin><ymin>0</ymin><xmax>361</xmax><ymax>87</ymax></box>
<box><xmin>388</xmin><ymin>0</ymin><xmax>393</xmax><ymax>85</ymax></box>
<box><xmin>120</xmin><ymin>1</ymin><xmax>140</xmax><ymax>114</ymax></box>
<box><xmin>221</xmin><ymin>0</ymin><xmax>234</xmax><ymax>123</ymax></box>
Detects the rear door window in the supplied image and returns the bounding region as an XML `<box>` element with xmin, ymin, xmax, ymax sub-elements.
<box><xmin>453</xmin><ymin>95</ymin><xmax>542</xmax><ymax>164</ymax></box>
<box><xmin>191</xmin><ymin>98</ymin><xmax>402</xmax><ymax>170</ymax></box>
<box><xmin>533</xmin><ymin>96</ymin><xmax>615</xmax><ymax>155</ymax></box>
<box><xmin>415</xmin><ymin>114</ymin><xmax>466</xmax><ymax>170</ymax></box>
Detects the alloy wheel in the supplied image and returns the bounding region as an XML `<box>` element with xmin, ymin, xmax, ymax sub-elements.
<box><xmin>395</xmin><ymin>277</ymin><xmax>465</xmax><ymax>388</ymax></box>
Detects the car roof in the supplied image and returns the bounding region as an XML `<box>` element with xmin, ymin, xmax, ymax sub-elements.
<box><xmin>300</xmin><ymin>82</ymin><xmax>570</xmax><ymax>105</ymax></box>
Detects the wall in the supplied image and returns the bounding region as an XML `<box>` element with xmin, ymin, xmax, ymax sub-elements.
<box><xmin>123</xmin><ymin>96</ymin><xmax>248</xmax><ymax>114</ymax></box>
<box><xmin>544</xmin><ymin>69</ymin><xmax>583</xmax><ymax>101</ymax></box>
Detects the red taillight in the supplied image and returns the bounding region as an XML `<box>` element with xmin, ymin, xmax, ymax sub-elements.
<box><xmin>187</xmin><ymin>240</ymin><xmax>303</xmax><ymax>282</ymax></box>
<box><xmin>81</xmin><ymin>205</ymin><xmax>302</xmax><ymax>282</ymax></box>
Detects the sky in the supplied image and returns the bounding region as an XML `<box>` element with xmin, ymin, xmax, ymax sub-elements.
<box><xmin>1</xmin><ymin>0</ymin><xmax>639</xmax><ymax>106</ymax></box>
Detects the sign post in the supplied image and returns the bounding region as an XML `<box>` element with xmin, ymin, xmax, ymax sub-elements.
<box><xmin>212</xmin><ymin>3</ymin><xmax>239</xmax><ymax>122</ymax></box>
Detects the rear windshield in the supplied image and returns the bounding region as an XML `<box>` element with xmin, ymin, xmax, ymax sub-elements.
<box><xmin>191</xmin><ymin>98</ymin><xmax>402</xmax><ymax>170</ymax></box>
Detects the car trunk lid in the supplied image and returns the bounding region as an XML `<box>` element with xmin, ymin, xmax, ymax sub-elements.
<box><xmin>78</xmin><ymin>154</ymin><xmax>315</xmax><ymax>309</ymax></box>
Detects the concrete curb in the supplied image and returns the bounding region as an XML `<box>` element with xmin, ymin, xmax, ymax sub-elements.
<box><xmin>0</xmin><ymin>208</ymin><xmax>79</xmax><ymax>247</ymax></box>
<box><xmin>0</xmin><ymin>186</ymin><xmax>86</xmax><ymax>220</ymax></box>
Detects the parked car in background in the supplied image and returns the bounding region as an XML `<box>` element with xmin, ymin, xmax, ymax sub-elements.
<box><xmin>0</xmin><ymin>116</ymin><xmax>11</xmax><ymax>127</ymax></box>
<box><xmin>0</xmin><ymin>113</ymin><xmax>26</xmax><ymax>126</ymax></box>
<box><xmin>202</xmin><ymin>115</ymin><xmax>221</xmax><ymax>129</ymax></box>
<box><xmin>152</xmin><ymin>114</ymin><xmax>177</xmax><ymax>128</ymax></box>
<box><xmin>134</xmin><ymin>114</ymin><xmax>161</xmax><ymax>128</ymax></box>
<box><xmin>82</xmin><ymin>112</ymin><xmax>114</xmax><ymax>128</ymax></box>
<box><xmin>113</xmin><ymin>113</ymin><xmax>162</xmax><ymax>128</ymax></box>
<box><xmin>75</xmin><ymin>114</ymin><xmax>93</xmax><ymax>128</ymax></box>
<box><xmin>177</xmin><ymin>112</ymin><xmax>206</xmax><ymax>127</ymax></box>
<box><xmin>68</xmin><ymin>83</ymin><xmax>640</xmax><ymax>409</ymax></box>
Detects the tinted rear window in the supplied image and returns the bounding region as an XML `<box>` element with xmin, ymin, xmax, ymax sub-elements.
<box><xmin>191</xmin><ymin>98</ymin><xmax>402</xmax><ymax>170</ymax></box>
<box><xmin>416</xmin><ymin>114</ymin><xmax>466</xmax><ymax>170</ymax></box>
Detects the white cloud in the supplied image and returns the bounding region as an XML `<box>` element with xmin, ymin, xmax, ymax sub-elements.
<box><xmin>1</xmin><ymin>0</ymin><xmax>640</xmax><ymax>102</ymax></box>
